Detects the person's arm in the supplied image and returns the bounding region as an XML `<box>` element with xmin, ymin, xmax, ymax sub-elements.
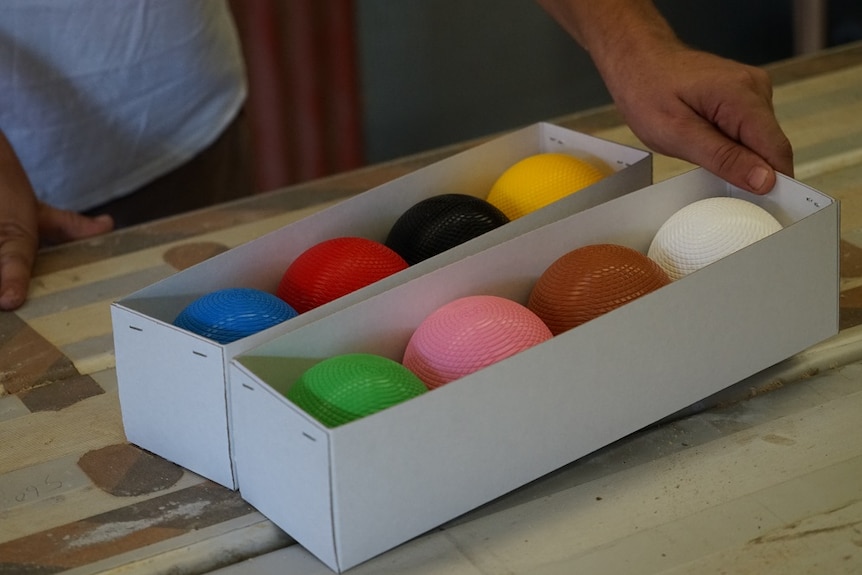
<box><xmin>0</xmin><ymin>130</ymin><xmax>113</xmax><ymax>311</ymax></box>
<box><xmin>535</xmin><ymin>0</ymin><xmax>794</xmax><ymax>194</ymax></box>
<box><xmin>0</xmin><ymin>130</ymin><xmax>38</xmax><ymax>310</ymax></box>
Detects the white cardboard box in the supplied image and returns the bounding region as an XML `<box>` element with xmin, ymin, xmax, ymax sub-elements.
<box><xmin>110</xmin><ymin>123</ymin><xmax>651</xmax><ymax>489</ymax></box>
<box><xmin>228</xmin><ymin>168</ymin><xmax>839</xmax><ymax>572</ymax></box>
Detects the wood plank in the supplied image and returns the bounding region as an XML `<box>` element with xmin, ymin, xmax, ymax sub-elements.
<box><xmin>403</xmin><ymin>389</ymin><xmax>862</xmax><ymax>574</ymax></box>
<box><xmin>0</xmin><ymin>390</ymin><xmax>124</xmax><ymax>476</ymax></box>
<box><xmin>2</xmin><ymin>41</ymin><xmax>861</xmax><ymax>575</ymax></box>
<box><xmin>806</xmin><ymin>163</ymin><xmax>862</xmax><ymax>233</ymax></box>
<box><xmin>213</xmin><ymin>366</ymin><xmax>862</xmax><ymax>575</ymax></box>
<box><xmin>0</xmin><ymin>482</ymin><xmax>259</xmax><ymax>571</ymax></box>
<box><xmin>59</xmin><ymin>514</ymin><xmax>290</xmax><ymax>575</ymax></box>
<box><xmin>28</xmin><ymin>202</ymin><xmax>342</xmax><ymax>301</ymax></box>
<box><xmin>26</xmin><ymin>299</ymin><xmax>115</xmax><ymax>350</ymax></box>
<box><xmin>773</xmin><ymin>63</ymin><xmax>862</xmax><ymax>106</ymax></box>
<box><xmin>0</xmin><ymin>457</ymin><xmax>203</xmax><ymax>544</ymax></box>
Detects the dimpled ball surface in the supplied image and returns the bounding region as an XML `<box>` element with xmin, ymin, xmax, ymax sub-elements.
<box><xmin>286</xmin><ymin>353</ymin><xmax>427</xmax><ymax>427</ymax></box>
<box><xmin>528</xmin><ymin>244</ymin><xmax>671</xmax><ymax>335</ymax></box>
<box><xmin>173</xmin><ymin>287</ymin><xmax>298</xmax><ymax>344</ymax></box>
<box><xmin>403</xmin><ymin>295</ymin><xmax>553</xmax><ymax>389</ymax></box>
<box><xmin>277</xmin><ymin>237</ymin><xmax>408</xmax><ymax>313</ymax></box>
<box><xmin>385</xmin><ymin>193</ymin><xmax>510</xmax><ymax>265</ymax></box>
<box><xmin>486</xmin><ymin>153</ymin><xmax>607</xmax><ymax>220</ymax></box>
<box><xmin>648</xmin><ymin>197</ymin><xmax>783</xmax><ymax>281</ymax></box>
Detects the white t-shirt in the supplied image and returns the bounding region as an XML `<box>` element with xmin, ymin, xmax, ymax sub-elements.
<box><xmin>0</xmin><ymin>0</ymin><xmax>247</xmax><ymax>211</ymax></box>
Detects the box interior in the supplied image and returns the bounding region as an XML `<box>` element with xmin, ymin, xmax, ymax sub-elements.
<box><xmin>110</xmin><ymin>122</ymin><xmax>651</xmax><ymax>491</ymax></box>
<box><xmin>230</xmin><ymin>169</ymin><xmax>838</xmax><ymax>571</ymax></box>
<box><xmin>237</xmin><ymin>169</ymin><xmax>834</xmax><ymax>370</ymax></box>
<box><xmin>115</xmin><ymin>123</ymin><xmax>650</xmax><ymax>327</ymax></box>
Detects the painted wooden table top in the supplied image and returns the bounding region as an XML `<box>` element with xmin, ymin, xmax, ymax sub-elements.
<box><xmin>2</xmin><ymin>41</ymin><xmax>861</xmax><ymax>574</ymax></box>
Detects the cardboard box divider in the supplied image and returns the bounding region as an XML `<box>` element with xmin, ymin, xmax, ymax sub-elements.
<box><xmin>228</xmin><ymin>168</ymin><xmax>839</xmax><ymax>572</ymax></box>
<box><xmin>110</xmin><ymin>123</ymin><xmax>652</xmax><ymax>489</ymax></box>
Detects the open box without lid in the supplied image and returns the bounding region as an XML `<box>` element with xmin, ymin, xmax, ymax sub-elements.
<box><xmin>110</xmin><ymin>123</ymin><xmax>651</xmax><ymax>489</ymax></box>
<box><xmin>229</xmin><ymin>168</ymin><xmax>839</xmax><ymax>572</ymax></box>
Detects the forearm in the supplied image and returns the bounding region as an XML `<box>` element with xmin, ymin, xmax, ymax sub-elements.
<box><xmin>0</xmin><ymin>128</ymin><xmax>39</xmax><ymax>310</ymax></box>
<box><xmin>535</xmin><ymin>0</ymin><xmax>676</xmax><ymax>50</ymax></box>
<box><xmin>0</xmin><ymin>129</ymin><xmax>115</xmax><ymax>310</ymax></box>
<box><xmin>535</xmin><ymin>0</ymin><xmax>793</xmax><ymax>191</ymax></box>
<box><xmin>0</xmin><ymin>129</ymin><xmax>38</xmax><ymax>223</ymax></box>
<box><xmin>534</xmin><ymin>0</ymin><xmax>681</xmax><ymax>85</ymax></box>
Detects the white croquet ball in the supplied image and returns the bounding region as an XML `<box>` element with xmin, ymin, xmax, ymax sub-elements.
<box><xmin>648</xmin><ymin>197</ymin><xmax>783</xmax><ymax>280</ymax></box>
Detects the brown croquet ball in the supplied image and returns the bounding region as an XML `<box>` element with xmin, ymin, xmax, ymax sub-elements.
<box><xmin>527</xmin><ymin>243</ymin><xmax>671</xmax><ymax>335</ymax></box>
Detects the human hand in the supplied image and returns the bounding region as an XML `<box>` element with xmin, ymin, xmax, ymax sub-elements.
<box><xmin>599</xmin><ymin>42</ymin><xmax>794</xmax><ymax>194</ymax></box>
<box><xmin>535</xmin><ymin>0</ymin><xmax>793</xmax><ymax>194</ymax></box>
<box><xmin>0</xmin><ymin>201</ymin><xmax>114</xmax><ymax>311</ymax></box>
<box><xmin>1</xmin><ymin>133</ymin><xmax>114</xmax><ymax>311</ymax></box>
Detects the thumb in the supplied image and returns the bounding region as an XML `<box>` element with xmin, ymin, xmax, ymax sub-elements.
<box><xmin>708</xmin><ymin>139</ymin><xmax>777</xmax><ymax>195</ymax></box>
<box><xmin>672</xmin><ymin>119</ymin><xmax>780</xmax><ymax>195</ymax></box>
<box><xmin>37</xmin><ymin>202</ymin><xmax>114</xmax><ymax>245</ymax></box>
<box><xmin>681</xmin><ymin>84</ymin><xmax>793</xmax><ymax>194</ymax></box>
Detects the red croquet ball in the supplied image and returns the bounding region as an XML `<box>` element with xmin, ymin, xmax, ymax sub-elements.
<box><xmin>277</xmin><ymin>237</ymin><xmax>408</xmax><ymax>313</ymax></box>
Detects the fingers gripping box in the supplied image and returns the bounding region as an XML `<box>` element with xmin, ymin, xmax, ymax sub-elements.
<box><xmin>110</xmin><ymin>123</ymin><xmax>651</xmax><ymax>489</ymax></box>
<box><xmin>228</xmin><ymin>169</ymin><xmax>838</xmax><ymax>572</ymax></box>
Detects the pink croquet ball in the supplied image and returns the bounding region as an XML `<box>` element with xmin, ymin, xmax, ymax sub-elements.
<box><xmin>403</xmin><ymin>294</ymin><xmax>553</xmax><ymax>389</ymax></box>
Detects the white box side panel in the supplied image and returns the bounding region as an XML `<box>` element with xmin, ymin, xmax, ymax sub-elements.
<box><xmin>229</xmin><ymin>366</ymin><xmax>337</xmax><ymax>568</ymax></box>
<box><xmin>111</xmin><ymin>123</ymin><xmax>650</xmax><ymax>489</ymax></box>
<box><xmin>232</xmin><ymin>170</ymin><xmax>838</xmax><ymax>571</ymax></box>
<box><xmin>326</xmin><ymin>183</ymin><xmax>839</xmax><ymax>570</ymax></box>
<box><xmin>111</xmin><ymin>306</ymin><xmax>236</xmax><ymax>489</ymax></box>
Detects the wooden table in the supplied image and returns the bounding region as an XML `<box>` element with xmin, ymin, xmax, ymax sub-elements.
<box><xmin>2</xmin><ymin>41</ymin><xmax>861</xmax><ymax>575</ymax></box>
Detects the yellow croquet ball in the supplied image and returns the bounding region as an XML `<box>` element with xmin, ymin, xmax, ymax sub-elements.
<box><xmin>486</xmin><ymin>153</ymin><xmax>608</xmax><ymax>220</ymax></box>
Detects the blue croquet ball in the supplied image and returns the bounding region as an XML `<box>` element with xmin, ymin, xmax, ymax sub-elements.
<box><xmin>173</xmin><ymin>287</ymin><xmax>298</xmax><ymax>344</ymax></box>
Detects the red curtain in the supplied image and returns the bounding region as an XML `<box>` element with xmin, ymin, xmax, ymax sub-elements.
<box><xmin>230</xmin><ymin>0</ymin><xmax>364</xmax><ymax>192</ymax></box>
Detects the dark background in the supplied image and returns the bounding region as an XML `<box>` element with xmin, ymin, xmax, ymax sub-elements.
<box><xmin>356</xmin><ymin>0</ymin><xmax>862</xmax><ymax>163</ymax></box>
